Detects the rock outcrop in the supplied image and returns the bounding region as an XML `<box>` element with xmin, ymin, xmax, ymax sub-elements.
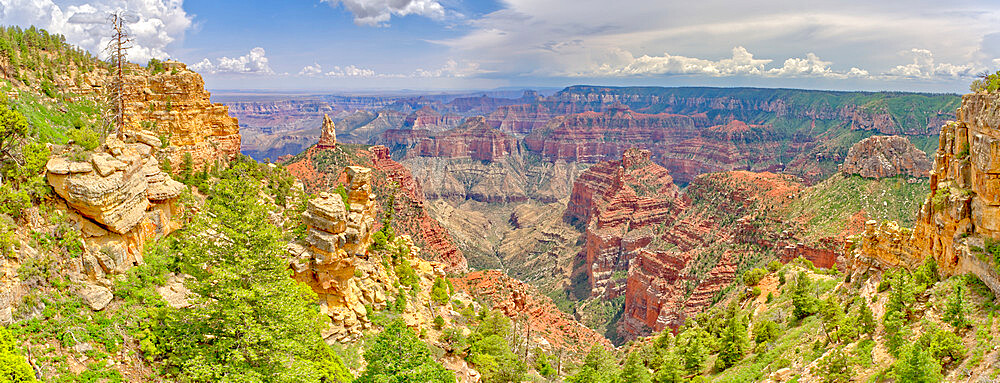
<box><xmin>46</xmin><ymin>130</ymin><xmax>186</xmax><ymax>283</ymax></box>
<box><xmin>839</xmin><ymin>135</ymin><xmax>931</xmax><ymax>178</ymax></box>
<box><xmin>847</xmin><ymin>92</ymin><xmax>1000</xmax><ymax>296</ymax></box>
<box><xmin>408</xmin><ymin>117</ymin><xmax>520</xmax><ymax>162</ymax></box>
<box><xmin>289</xmin><ymin>167</ymin><xmax>390</xmax><ymax>342</ymax></box>
<box><xmin>317</xmin><ymin>113</ymin><xmax>337</xmax><ymax>148</ymax></box>
<box><xmin>123</xmin><ymin>60</ymin><xmax>240</xmax><ymax>171</ymax></box>
<box><xmin>283</xmin><ymin>144</ymin><xmax>468</xmax><ymax>271</ymax></box>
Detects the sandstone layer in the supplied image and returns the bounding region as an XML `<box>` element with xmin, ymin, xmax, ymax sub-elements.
<box><xmin>122</xmin><ymin>60</ymin><xmax>240</xmax><ymax>171</ymax></box>
<box><xmin>847</xmin><ymin>92</ymin><xmax>1000</xmax><ymax>296</ymax></box>
<box><xmin>46</xmin><ymin>130</ymin><xmax>186</xmax><ymax>285</ymax></box>
<box><xmin>839</xmin><ymin>135</ymin><xmax>931</xmax><ymax>178</ymax></box>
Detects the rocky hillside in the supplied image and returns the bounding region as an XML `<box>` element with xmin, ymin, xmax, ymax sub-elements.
<box><xmin>840</xmin><ymin>135</ymin><xmax>932</xmax><ymax>178</ymax></box>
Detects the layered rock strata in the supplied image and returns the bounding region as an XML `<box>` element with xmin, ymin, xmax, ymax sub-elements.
<box><xmin>46</xmin><ymin>130</ymin><xmax>186</xmax><ymax>284</ymax></box>
<box><xmin>289</xmin><ymin>167</ymin><xmax>388</xmax><ymax>341</ymax></box>
<box><xmin>847</xmin><ymin>92</ymin><xmax>1000</xmax><ymax>295</ymax></box>
<box><xmin>839</xmin><ymin>135</ymin><xmax>932</xmax><ymax>178</ymax></box>
<box><xmin>122</xmin><ymin>60</ymin><xmax>240</xmax><ymax>171</ymax></box>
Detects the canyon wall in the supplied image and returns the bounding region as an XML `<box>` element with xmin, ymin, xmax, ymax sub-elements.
<box><xmin>839</xmin><ymin>135</ymin><xmax>931</xmax><ymax>178</ymax></box>
<box><xmin>847</xmin><ymin>91</ymin><xmax>1000</xmax><ymax>295</ymax></box>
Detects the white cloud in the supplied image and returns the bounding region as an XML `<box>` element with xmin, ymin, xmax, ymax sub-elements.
<box><xmin>0</xmin><ymin>0</ymin><xmax>193</xmax><ymax>63</ymax></box>
<box><xmin>320</xmin><ymin>0</ymin><xmax>445</xmax><ymax>27</ymax></box>
<box><xmin>299</xmin><ymin>62</ymin><xmax>323</xmax><ymax>76</ymax></box>
<box><xmin>191</xmin><ymin>47</ymin><xmax>274</xmax><ymax>74</ymax></box>
<box><xmin>588</xmin><ymin>47</ymin><xmax>871</xmax><ymax>79</ymax></box>
<box><xmin>326</xmin><ymin>65</ymin><xmax>377</xmax><ymax>78</ymax></box>
<box><xmin>767</xmin><ymin>53</ymin><xmax>838</xmax><ymax>78</ymax></box>
<box><xmin>413</xmin><ymin>59</ymin><xmax>484</xmax><ymax>78</ymax></box>
<box><xmin>885</xmin><ymin>48</ymin><xmax>979</xmax><ymax>79</ymax></box>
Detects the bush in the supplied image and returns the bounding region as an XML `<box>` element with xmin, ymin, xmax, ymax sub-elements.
<box><xmin>767</xmin><ymin>260</ymin><xmax>783</xmax><ymax>272</ymax></box>
<box><xmin>0</xmin><ymin>326</ymin><xmax>36</xmax><ymax>382</ymax></box>
<box><xmin>743</xmin><ymin>267</ymin><xmax>767</xmax><ymax>286</ymax></box>
<box><xmin>431</xmin><ymin>277</ymin><xmax>450</xmax><ymax>304</ymax></box>
<box><xmin>67</xmin><ymin>125</ymin><xmax>99</xmax><ymax>151</ymax></box>
<box><xmin>970</xmin><ymin>70</ymin><xmax>1000</xmax><ymax>93</ymax></box>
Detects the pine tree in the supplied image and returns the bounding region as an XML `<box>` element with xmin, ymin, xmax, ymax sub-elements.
<box><xmin>893</xmin><ymin>344</ymin><xmax>943</xmax><ymax>383</ymax></box>
<box><xmin>569</xmin><ymin>345</ymin><xmax>620</xmax><ymax>383</ymax></box>
<box><xmin>820</xmin><ymin>347</ymin><xmax>852</xmax><ymax>383</ymax></box>
<box><xmin>653</xmin><ymin>349</ymin><xmax>683</xmax><ymax>383</ymax></box>
<box><xmin>858</xmin><ymin>300</ymin><xmax>876</xmax><ymax>336</ymax></box>
<box><xmin>161</xmin><ymin>165</ymin><xmax>350</xmax><ymax>382</ymax></box>
<box><xmin>356</xmin><ymin>320</ymin><xmax>455</xmax><ymax>383</ymax></box>
<box><xmin>943</xmin><ymin>283</ymin><xmax>969</xmax><ymax>330</ymax></box>
<box><xmin>792</xmin><ymin>272</ymin><xmax>818</xmax><ymax>319</ymax></box>
<box><xmin>679</xmin><ymin>325</ymin><xmax>707</xmax><ymax>374</ymax></box>
<box><xmin>717</xmin><ymin>310</ymin><xmax>748</xmax><ymax>370</ymax></box>
<box><xmin>621</xmin><ymin>351</ymin><xmax>651</xmax><ymax>383</ymax></box>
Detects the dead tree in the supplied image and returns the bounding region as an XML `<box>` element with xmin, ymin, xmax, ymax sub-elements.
<box><xmin>105</xmin><ymin>12</ymin><xmax>131</xmax><ymax>140</ymax></box>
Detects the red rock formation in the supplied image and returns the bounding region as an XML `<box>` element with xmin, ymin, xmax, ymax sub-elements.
<box><xmin>450</xmin><ymin>270</ymin><xmax>613</xmax><ymax>356</ymax></box>
<box><xmin>403</xmin><ymin>105</ymin><xmax>463</xmax><ymax>131</ymax></box>
<box><xmin>839</xmin><ymin>135</ymin><xmax>931</xmax><ymax>178</ymax></box>
<box><xmin>411</xmin><ymin>117</ymin><xmax>520</xmax><ymax>162</ymax></box>
<box><xmin>525</xmin><ymin>107</ymin><xmax>781</xmax><ymax>184</ymax></box>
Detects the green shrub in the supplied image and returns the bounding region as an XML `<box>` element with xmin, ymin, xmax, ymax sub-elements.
<box><xmin>743</xmin><ymin>267</ymin><xmax>767</xmax><ymax>286</ymax></box>
<box><xmin>970</xmin><ymin>70</ymin><xmax>1000</xmax><ymax>93</ymax></box>
<box><xmin>67</xmin><ymin>125</ymin><xmax>99</xmax><ymax>151</ymax></box>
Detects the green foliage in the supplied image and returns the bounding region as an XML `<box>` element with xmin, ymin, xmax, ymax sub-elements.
<box><xmin>886</xmin><ymin>270</ymin><xmax>916</xmax><ymax>315</ymax></box>
<box><xmin>882</xmin><ymin>310</ymin><xmax>909</xmax><ymax>355</ymax></box>
<box><xmin>157</xmin><ymin>162</ymin><xmax>348</xmax><ymax>382</ymax></box>
<box><xmin>653</xmin><ymin>349</ymin><xmax>684</xmax><ymax>383</ymax></box>
<box><xmin>892</xmin><ymin>344</ymin><xmax>943</xmax><ymax>383</ymax></box>
<box><xmin>970</xmin><ymin>70</ymin><xmax>1000</xmax><ymax>93</ymax></box>
<box><xmin>742</xmin><ymin>267</ymin><xmax>767</xmax><ymax>287</ymax></box>
<box><xmin>917</xmin><ymin>324</ymin><xmax>965</xmax><ymax>365</ymax></box>
<box><xmin>792</xmin><ymin>272</ymin><xmax>818</xmax><ymax>319</ymax></box>
<box><xmin>532</xmin><ymin>350</ymin><xmax>557</xmax><ymax>377</ymax></box>
<box><xmin>620</xmin><ymin>351</ymin><xmax>651</xmax><ymax>383</ymax></box>
<box><xmin>66</xmin><ymin>125</ymin><xmax>99</xmax><ymax>151</ymax></box>
<box><xmin>857</xmin><ymin>300</ymin><xmax>876</xmax><ymax>336</ymax></box>
<box><xmin>717</xmin><ymin>309</ymin><xmax>748</xmax><ymax>370</ymax></box>
<box><xmin>431</xmin><ymin>277</ymin><xmax>450</xmax><ymax>305</ymax></box>
<box><xmin>818</xmin><ymin>347</ymin><xmax>851</xmax><ymax>383</ymax></box>
<box><xmin>467</xmin><ymin>312</ymin><xmax>525</xmax><ymax>383</ymax></box>
<box><xmin>914</xmin><ymin>257</ymin><xmax>939</xmax><ymax>287</ymax></box>
<box><xmin>356</xmin><ymin>320</ymin><xmax>454</xmax><ymax>383</ymax></box>
<box><xmin>767</xmin><ymin>260</ymin><xmax>783</xmax><ymax>273</ymax></box>
<box><xmin>678</xmin><ymin>324</ymin><xmax>708</xmax><ymax>375</ymax></box>
<box><xmin>569</xmin><ymin>344</ymin><xmax>619</xmax><ymax>383</ymax></box>
<box><xmin>753</xmin><ymin>319</ymin><xmax>780</xmax><ymax>346</ymax></box>
<box><xmin>0</xmin><ymin>326</ymin><xmax>36</xmax><ymax>382</ymax></box>
<box><xmin>943</xmin><ymin>283</ymin><xmax>970</xmax><ymax>330</ymax></box>
<box><xmin>147</xmin><ymin>58</ymin><xmax>165</xmax><ymax>74</ymax></box>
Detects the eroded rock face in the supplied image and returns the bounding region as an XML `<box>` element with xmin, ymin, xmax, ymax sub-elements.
<box><xmin>839</xmin><ymin>135</ymin><xmax>931</xmax><ymax>178</ymax></box>
<box><xmin>123</xmin><ymin>60</ymin><xmax>240</xmax><ymax>171</ymax></box>
<box><xmin>408</xmin><ymin>116</ymin><xmax>520</xmax><ymax>162</ymax></box>
<box><xmin>289</xmin><ymin>168</ymin><xmax>387</xmax><ymax>342</ymax></box>
<box><xmin>847</xmin><ymin>92</ymin><xmax>1000</xmax><ymax>296</ymax></box>
<box><xmin>317</xmin><ymin>113</ymin><xmax>337</xmax><ymax>149</ymax></box>
<box><xmin>46</xmin><ymin>131</ymin><xmax>186</xmax><ymax>284</ymax></box>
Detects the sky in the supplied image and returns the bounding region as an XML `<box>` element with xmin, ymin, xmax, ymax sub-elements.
<box><xmin>1</xmin><ymin>0</ymin><xmax>998</xmax><ymax>93</ymax></box>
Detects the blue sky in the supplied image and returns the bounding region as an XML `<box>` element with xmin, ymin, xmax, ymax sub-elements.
<box><xmin>1</xmin><ymin>0</ymin><xmax>999</xmax><ymax>92</ymax></box>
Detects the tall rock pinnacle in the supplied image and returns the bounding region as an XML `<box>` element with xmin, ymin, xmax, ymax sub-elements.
<box><xmin>318</xmin><ymin>113</ymin><xmax>337</xmax><ymax>149</ymax></box>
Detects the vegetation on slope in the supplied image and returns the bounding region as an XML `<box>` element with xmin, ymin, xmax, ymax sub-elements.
<box><xmin>783</xmin><ymin>174</ymin><xmax>928</xmax><ymax>240</ymax></box>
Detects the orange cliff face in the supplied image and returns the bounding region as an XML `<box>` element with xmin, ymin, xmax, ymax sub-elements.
<box><xmin>848</xmin><ymin>92</ymin><xmax>1000</xmax><ymax>296</ymax></box>
<box><xmin>122</xmin><ymin>60</ymin><xmax>240</xmax><ymax>171</ymax></box>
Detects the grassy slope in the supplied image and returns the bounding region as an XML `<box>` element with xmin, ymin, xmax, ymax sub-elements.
<box><xmin>783</xmin><ymin>174</ymin><xmax>929</xmax><ymax>240</ymax></box>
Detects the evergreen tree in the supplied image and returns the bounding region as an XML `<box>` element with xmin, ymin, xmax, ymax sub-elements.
<box><xmin>569</xmin><ymin>345</ymin><xmax>620</xmax><ymax>383</ymax></box>
<box><xmin>679</xmin><ymin>325</ymin><xmax>707</xmax><ymax>374</ymax></box>
<box><xmin>621</xmin><ymin>351</ymin><xmax>651</xmax><ymax>383</ymax></box>
<box><xmin>653</xmin><ymin>350</ymin><xmax>683</xmax><ymax>383</ymax></box>
<box><xmin>161</xmin><ymin>165</ymin><xmax>350</xmax><ymax>382</ymax></box>
<box><xmin>717</xmin><ymin>310</ymin><xmax>748</xmax><ymax>370</ymax></box>
<box><xmin>820</xmin><ymin>296</ymin><xmax>844</xmax><ymax>343</ymax></box>
<box><xmin>819</xmin><ymin>347</ymin><xmax>851</xmax><ymax>383</ymax></box>
<box><xmin>858</xmin><ymin>300</ymin><xmax>876</xmax><ymax>336</ymax></box>
<box><xmin>792</xmin><ymin>272</ymin><xmax>818</xmax><ymax>319</ymax></box>
<box><xmin>943</xmin><ymin>283</ymin><xmax>969</xmax><ymax>330</ymax></box>
<box><xmin>0</xmin><ymin>327</ymin><xmax>36</xmax><ymax>382</ymax></box>
<box><xmin>886</xmin><ymin>271</ymin><xmax>915</xmax><ymax>315</ymax></box>
<box><xmin>356</xmin><ymin>320</ymin><xmax>455</xmax><ymax>383</ymax></box>
<box><xmin>893</xmin><ymin>344</ymin><xmax>943</xmax><ymax>383</ymax></box>
<box><xmin>882</xmin><ymin>310</ymin><xmax>908</xmax><ymax>356</ymax></box>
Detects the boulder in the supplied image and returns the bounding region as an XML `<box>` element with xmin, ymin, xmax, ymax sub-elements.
<box><xmin>79</xmin><ymin>284</ymin><xmax>113</xmax><ymax>311</ymax></box>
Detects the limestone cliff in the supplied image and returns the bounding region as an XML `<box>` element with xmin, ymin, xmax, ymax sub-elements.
<box><xmin>847</xmin><ymin>91</ymin><xmax>1000</xmax><ymax>295</ymax></box>
<box><xmin>122</xmin><ymin>60</ymin><xmax>240</xmax><ymax>171</ymax></box>
<box><xmin>839</xmin><ymin>135</ymin><xmax>931</xmax><ymax>178</ymax></box>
